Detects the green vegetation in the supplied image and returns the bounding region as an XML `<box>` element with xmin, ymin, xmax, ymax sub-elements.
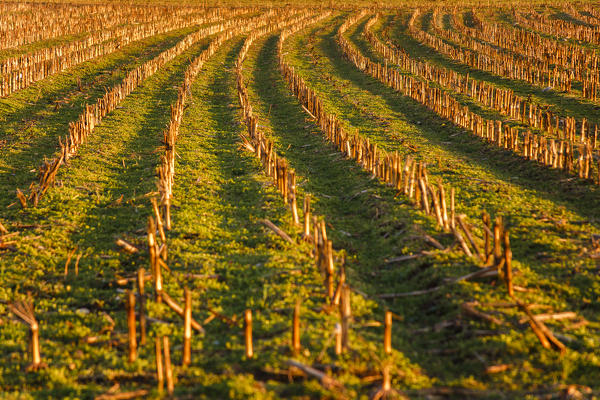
<box><xmin>282</xmin><ymin>11</ymin><xmax>600</xmax><ymax>393</ymax></box>
<box><xmin>0</xmin><ymin>25</ymin><xmax>203</xmax><ymax>210</ymax></box>
<box><xmin>0</xmin><ymin>28</ymin><xmax>215</xmax><ymax>397</ymax></box>
<box><xmin>1</xmin><ymin>5</ymin><xmax>599</xmax><ymax>399</ymax></box>
<box><xmin>0</xmin><ymin>32</ymin><xmax>89</xmax><ymax>62</ymax></box>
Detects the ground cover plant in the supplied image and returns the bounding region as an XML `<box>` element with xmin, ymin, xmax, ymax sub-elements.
<box><xmin>0</xmin><ymin>2</ymin><xmax>599</xmax><ymax>399</ymax></box>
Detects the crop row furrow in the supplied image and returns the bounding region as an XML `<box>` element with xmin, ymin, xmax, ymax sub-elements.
<box><xmin>515</xmin><ymin>6</ymin><xmax>600</xmax><ymax>45</ymax></box>
<box><xmin>19</xmin><ymin>11</ymin><xmax>279</xmax><ymax>207</ymax></box>
<box><xmin>0</xmin><ymin>8</ymin><xmax>260</xmax><ymax>98</ymax></box>
<box><xmin>369</xmin><ymin>14</ymin><xmax>600</xmax><ymax>152</ymax></box>
<box><xmin>411</xmin><ymin>9</ymin><xmax>578</xmax><ymax>96</ymax></box>
<box><xmin>279</xmin><ymin>12</ymin><xmax>525</xmax><ymax>300</ymax></box>
<box><xmin>343</xmin><ymin>13</ymin><xmax>599</xmax><ymax>186</ymax></box>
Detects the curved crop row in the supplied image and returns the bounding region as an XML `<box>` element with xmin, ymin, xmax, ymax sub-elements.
<box><xmin>276</xmin><ymin>11</ymin><xmax>577</xmax><ymax>361</ymax></box>
<box><xmin>409</xmin><ymin>9</ymin><xmax>574</xmax><ymax>94</ymax></box>
<box><xmin>453</xmin><ymin>8</ymin><xmax>599</xmax><ymax>82</ymax></box>
<box><xmin>0</xmin><ymin>3</ymin><xmax>207</xmax><ymax>50</ymax></box>
<box><xmin>146</xmin><ymin>10</ymin><xmax>299</xmax><ymax>324</ymax></box>
<box><xmin>136</xmin><ymin>12</ymin><xmax>375</xmax><ymax>395</ymax></box>
<box><xmin>235</xmin><ymin>11</ymin><xmax>344</xmax><ymax>297</ymax></box>
<box><xmin>365</xmin><ymin>14</ymin><xmax>600</xmax><ymax>164</ymax></box>
<box><xmin>448</xmin><ymin>8</ymin><xmax>600</xmax><ymax>101</ymax></box>
<box><xmin>20</xmin><ymin>11</ymin><xmax>280</xmax><ymax>207</ymax></box>
<box><xmin>339</xmin><ymin>12</ymin><xmax>597</xmax><ymax>186</ymax></box>
<box><xmin>0</xmin><ymin>7</ymin><xmax>259</xmax><ymax>97</ymax></box>
<box><xmin>279</xmin><ymin>11</ymin><xmax>520</xmax><ymax>276</ymax></box>
<box><xmin>515</xmin><ymin>6</ymin><xmax>600</xmax><ymax>45</ymax></box>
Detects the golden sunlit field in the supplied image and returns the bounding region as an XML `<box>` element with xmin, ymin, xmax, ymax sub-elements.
<box><xmin>1</xmin><ymin>2</ymin><xmax>599</xmax><ymax>398</ymax></box>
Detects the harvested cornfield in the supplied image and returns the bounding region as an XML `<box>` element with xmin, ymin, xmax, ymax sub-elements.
<box><xmin>1</xmin><ymin>1</ymin><xmax>599</xmax><ymax>398</ymax></box>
